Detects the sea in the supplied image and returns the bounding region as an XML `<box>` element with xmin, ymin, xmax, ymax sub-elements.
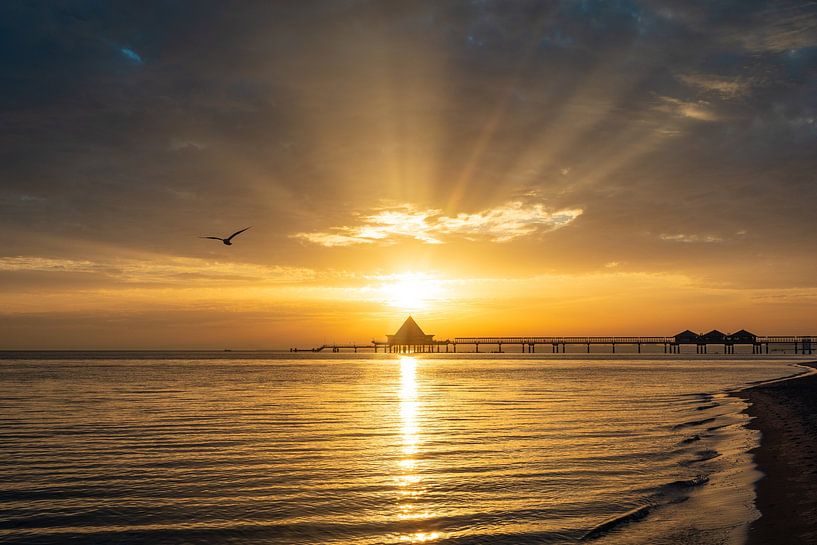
<box><xmin>0</xmin><ymin>352</ymin><xmax>811</xmax><ymax>545</ymax></box>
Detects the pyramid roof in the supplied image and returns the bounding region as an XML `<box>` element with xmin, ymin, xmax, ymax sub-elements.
<box><xmin>675</xmin><ymin>329</ymin><xmax>699</xmax><ymax>338</ymax></box>
<box><xmin>388</xmin><ymin>316</ymin><xmax>434</xmax><ymax>343</ymax></box>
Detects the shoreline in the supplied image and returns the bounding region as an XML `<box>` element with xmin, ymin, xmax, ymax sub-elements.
<box><xmin>736</xmin><ymin>362</ymin><xmax>817</xmax><ymax>545</ymax></box>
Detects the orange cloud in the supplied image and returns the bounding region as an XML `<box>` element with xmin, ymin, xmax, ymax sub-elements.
<box><xmin>294</xmin><ymin>201</ymin><xmax>583</xmax><ymax>246</ymax></box>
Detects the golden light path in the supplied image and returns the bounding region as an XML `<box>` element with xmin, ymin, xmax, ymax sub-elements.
<box><xmin>397</xmin><ymin>356</ymin><xmax>440</xmax><ymax>543</ymax></box>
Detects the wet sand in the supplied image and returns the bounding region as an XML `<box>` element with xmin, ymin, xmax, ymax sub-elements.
<box><xmin>738</xmin><ymin>362</ymin><xmax>817</xmax><ymax>545</ymax></box>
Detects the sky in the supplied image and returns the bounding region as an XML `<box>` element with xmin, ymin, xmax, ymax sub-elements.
<box><xmin>1</xmin><ymin>1</ymin><xmax>816</xmax><ymax>348</ymax></box>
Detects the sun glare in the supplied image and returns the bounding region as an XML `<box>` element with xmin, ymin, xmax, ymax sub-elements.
<box><xmin>397</xmin><ymin>356</ymin><xmax>440</xmax><ymax>541</ymax></box>
<box><xmin>378</xmin><ymin>273</ymin><xmax>444</xmax><ymax>311</ymax></box>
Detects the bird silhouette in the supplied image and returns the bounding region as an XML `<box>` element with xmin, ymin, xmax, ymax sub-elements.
<box><xmin>200</xmin><ymin>226</ymin><xmax>252</xmax><ymax>246</ymax></box>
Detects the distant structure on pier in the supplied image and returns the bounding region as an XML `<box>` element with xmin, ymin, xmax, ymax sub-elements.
<box><xmin>386</xmin><ymin>316</ymin><xmax>443</xmax><ymax>353</ymax></box>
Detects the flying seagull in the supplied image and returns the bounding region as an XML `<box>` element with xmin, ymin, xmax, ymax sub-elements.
<box><xmin>200</xmin><ymin>226</ymin><xmax>252</xmax><ymax>246</ymax></box>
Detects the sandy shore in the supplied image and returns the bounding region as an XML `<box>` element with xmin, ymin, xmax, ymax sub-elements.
<box><xmin>738</xmin><ymin>362</ymin><xmax>817</xmax><ymax>545</ymax></box>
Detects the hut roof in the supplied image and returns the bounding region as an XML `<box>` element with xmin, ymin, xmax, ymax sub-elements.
<box><xmin>675</xmin><ymin>329</ymin><xmax>699</xmax><ymax>337</ymax></box>
<box><xmin>731</xmin><ymin>329</ymin><xmax>757</xmax><ymax>337</ymax></box>
<box><xmin>702</xmin><ymin>329</ymin><xmax>726</xmax><ymax>341</ymax></box>
<box><xmin>728</xmin><ymin>329</ymin><xmax>757</xmax><ymax>342</ymax></box>
<box><xmin>674</xmin><ymin>330</ymin><xmax>701</xmax><ymax>342</ymax></box>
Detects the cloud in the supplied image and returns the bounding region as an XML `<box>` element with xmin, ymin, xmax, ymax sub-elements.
<box><xmin>659</xmin><ymin>233</ymin><xmax>723</xmax><ymax>243</ymax></box>
<box><xmin>0</xmin><ymin>257</ymin><xmax>97</xmax><ymax>273</ymax></box>
<box><xmin>294</xmin><ymin>201</ymin><xmax>583</xmax><ymax>246</ymax></box>
<box><xmin>731</xmin><ymin>7</ymin><xmax>817</xmax><ymax>53</ymax></box>
<box><xmin>677</xmin><ymin>73</ymin><xmax>753</xmax><ymax>99</ymax></box>
<box><xmin>0</xmin><ymin>256</ymin><xmax>316</xmax><ymax>285</ymax></box>
<box><xmin>169</xmin><ymin>139</ymin><xmax>208</xmax><ymax>151</ymax></box>
<box><xmin>296</xmin><ymin>207</ymin><xmax>444</xmax><ymax>246</ymax></box>
<box><xmin>656</xmin><ymin>97</ymin><xmax>720</xmax><ymax>121</ymax></box>
<box><xmin>119</xmin><ymin>47</ymin><xmax>143</xmax><ymax>64</ymax></box>
<box><xmin>437</xmin><ymin>202</ymin><xmax>583</xmax><ymax>242</ymax></box>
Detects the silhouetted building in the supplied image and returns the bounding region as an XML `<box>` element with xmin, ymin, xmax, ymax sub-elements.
<box><xmin>674</xmin><ymin>330</ymin><xmax>701</xmax><ymax>344</ymax></box>
<box><xmin>701</xmin><ymin>329</ymin><xmax>727</xmax><ymax>343</ymax></box>
<box><xmin>727</xmin><ymin>329</ymin><xmax>757</xmax><ymax>344</ymax></box>
<box><xmin>387</xmin><ymin>316</ymin><xmax>437</xmax><ymax>353</ymax></box>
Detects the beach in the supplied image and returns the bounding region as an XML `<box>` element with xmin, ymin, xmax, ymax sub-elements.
<box><xmin>739</xmin><ymin>362</ymin><xmax>817</xmax><ymax>545</ymax></box>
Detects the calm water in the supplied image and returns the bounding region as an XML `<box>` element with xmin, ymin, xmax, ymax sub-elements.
<box><xmin>0</xmin><ymin>354</ymin><xmax>808</xmax><ymax>545</ymax></box>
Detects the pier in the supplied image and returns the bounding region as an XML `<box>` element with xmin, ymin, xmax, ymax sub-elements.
<box><xmin>291</xmin><ymin>320</ymin><xmax>815</xmax><ymax>355</ymax></box>
<box><xmin>450</xmin><ymin>335</ymin><xmax>814</xmax><ymax>355</ymax></box>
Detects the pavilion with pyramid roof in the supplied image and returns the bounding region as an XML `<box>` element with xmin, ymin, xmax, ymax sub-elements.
<box><xmin>383</xmin><ymin>316</ymin><xmax>448</xmax><ymax>353</ymax></box>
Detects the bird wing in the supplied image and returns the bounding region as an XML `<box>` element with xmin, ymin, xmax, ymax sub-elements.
<box><xmin>226</xmin><ymin>226</ymin><xmax>252</xmax><ymax>241</ymax></box>
<box><xmin>199</xmin><ymin>236</ymin><xmax>224</xmax><ymax>240</ymax></box>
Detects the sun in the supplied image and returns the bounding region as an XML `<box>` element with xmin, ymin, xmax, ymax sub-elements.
<box><xmin>378</xmin><ymin>272</ymin><xmax>444</xmax><ymax>311</ymax></box>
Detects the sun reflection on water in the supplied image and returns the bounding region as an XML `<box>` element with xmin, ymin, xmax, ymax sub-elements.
<box><xmin>396</xmin><ymin>357</ymin><xmax>440</xmax><ymax>542</ymax></box>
